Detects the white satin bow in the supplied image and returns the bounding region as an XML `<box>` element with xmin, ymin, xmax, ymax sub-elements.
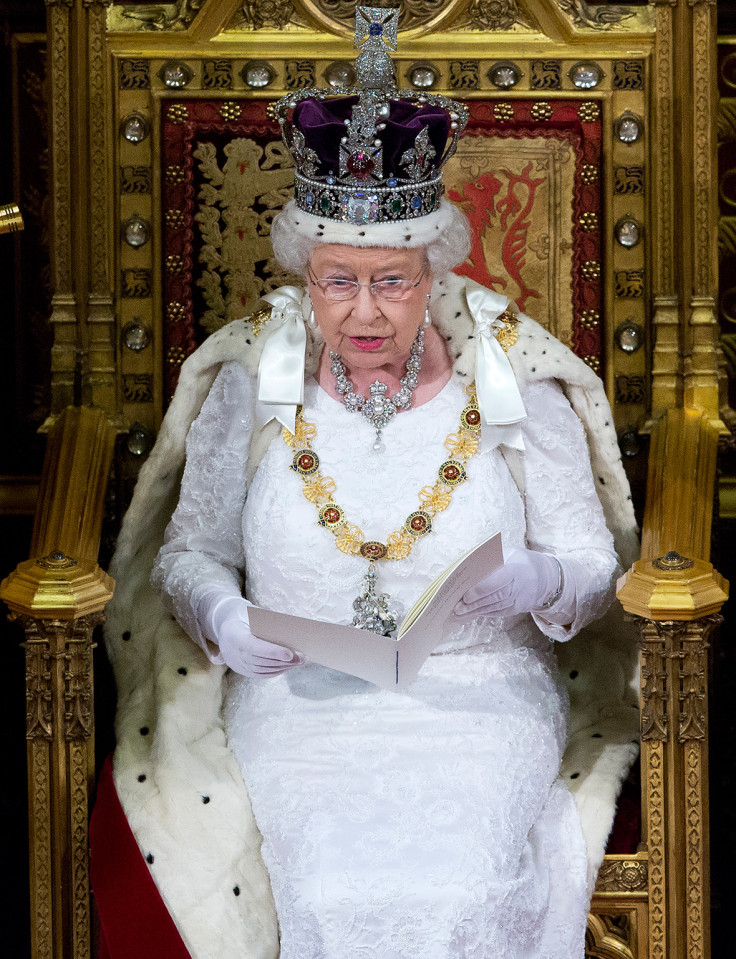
<box><xmin>256</xmin><ymin>286</ymin><xmax>308</xmax><ymax>431</ymax></box>
<box><xmin>465</xmin><ymin>286</ymin><xmax>527</xmax><ymax>451</ymax></box>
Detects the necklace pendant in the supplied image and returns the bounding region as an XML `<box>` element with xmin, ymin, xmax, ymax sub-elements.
<box><xmin>372</xmin><ymin>429</ymin><xmax>385</xmax><ymax>454</ymax></box>
<box><xmin>351</xmin><ymin>561</ymin><xmax>397</xmax><ymax>637</ymax></box>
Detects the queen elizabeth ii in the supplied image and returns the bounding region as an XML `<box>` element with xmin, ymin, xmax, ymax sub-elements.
<box><xmin>98</xmin><ymin>8</ymin><xmax>640</xmax><ymax>959</ymax></box>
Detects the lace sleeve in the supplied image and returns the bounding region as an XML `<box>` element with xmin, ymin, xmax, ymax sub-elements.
<box><xmin>151</xmin><ymin>362</ymin><xmax>255</xmax><ymax>662</ymax></box>
<box><xmin>519</xmin><ymin>379</ymin><xmax>621</xmax><ymax>642</ymax></box>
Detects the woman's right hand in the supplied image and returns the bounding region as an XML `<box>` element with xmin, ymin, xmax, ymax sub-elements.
<box><xmin>211</xmin><ymin>596</ymin><xmax>304</xmax><ymax>677</ymax></box>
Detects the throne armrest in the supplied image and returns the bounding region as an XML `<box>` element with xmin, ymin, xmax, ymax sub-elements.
<box><xmin>0</xmin><ymin>405</ymin><xmax>116</xmax><ymax>959</ymax></box>
<box><xmin>591</xmin><ymin>408</ymin><xmax>728</xmax><ymax>959</ymax></box>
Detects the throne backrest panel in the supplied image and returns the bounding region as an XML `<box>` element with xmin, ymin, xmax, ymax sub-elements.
<box><xmin>157</xmin><ymin>96</ymin><xmax>608</xmax><ymax>403</ymax></box>
<box><xmin>112</xmin><ymin>12</ymin><xmax>651</xmax><ymax>445</ymax></box>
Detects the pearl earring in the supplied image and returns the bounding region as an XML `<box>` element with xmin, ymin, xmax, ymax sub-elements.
<box><xmin>424</xmin><ymin>296</ymin><xmax>432</xmax><ymax>327</ymax></box>
<box><xmin>307</xmin><ymin>309</ymin><xmax>318</xmax><ymax>331</ymax></box>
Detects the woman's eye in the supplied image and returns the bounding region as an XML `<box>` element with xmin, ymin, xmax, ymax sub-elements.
<box><xmin>327</xmin><ymin>279</ymin><xmax>352</xmax><ymax>287</ymax></box>
<box><xmin>377</xmin><ymin>278</ymin><xmax>402</xmax><ymax>287</ymax></box>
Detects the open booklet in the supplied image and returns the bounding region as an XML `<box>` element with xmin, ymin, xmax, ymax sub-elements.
<box><xmin>247</xmin><ymin>531</ymin><xmax>503</xmax><ymax>691</ymax></box>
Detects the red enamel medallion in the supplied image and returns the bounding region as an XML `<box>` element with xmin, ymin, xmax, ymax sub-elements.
<box><xmin>462</xmin><ymin>406</ymin><xmax>481</xmax><ymax>430</ymax></box>
<box><xmin>318</xmin><ymin>503</ymin><xmax>344</xmax><ymax>528</ymax></box>
<box><xmin>360</xmin><ymin>541</ymin><xmax>388</xmax><ymax>560</ymax></box>
<box><xmin>439</xmin><ymin>460</ymin><xmax>467</xmax><ymax>487</ymax></box>
<box><xmin>292</xmin><ymin>449</ymin><xmax>320</xmax><ymax>475</ymax></box>
<box><xmin>405</xmin><ymin>511</ymin><xmax>432</xmax><ymax>537</ymax></box>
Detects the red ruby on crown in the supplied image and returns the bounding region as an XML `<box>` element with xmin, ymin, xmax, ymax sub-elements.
<box><xmin>346</xmin><ymin>151</ymin><xmax>374</xmax><ymax>180</ymax></box>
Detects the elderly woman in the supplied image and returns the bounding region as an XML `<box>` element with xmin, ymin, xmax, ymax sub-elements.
<box><xmin>98</xmin><ymin>9</ymin><xmax>639</xmax><ymax>959</ymax></box>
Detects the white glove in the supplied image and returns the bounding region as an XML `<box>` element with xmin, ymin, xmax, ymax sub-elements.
<box><xmin>208</xmin><ymin>595</ymin><xmax>304</xmax><ymax>677</ymax></box>
<box><xmin>454</xmin><ymin>546</ymin><xmax>564</xmax><ymax>621</ymax></box>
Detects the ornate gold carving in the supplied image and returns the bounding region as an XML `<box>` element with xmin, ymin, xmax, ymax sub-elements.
<box><xmin>234</xmin><ymin>0</ymin><xmax>296</xmax><ymax>30</ymax></box>
<box><xmin>455</xmin><ymin>0</ymin><xmax>534</xmax><ymax>31</ymax></box>
<box><xmin>638</xmin><ymin>622</ymin><xmax>668</xmax><ymax>741</ymax></box>
<box><xmin>586</xmin><ymin>913</ymin><xmax>637</xmax><ymax>959</ymax></box>
<box><xmin>25</xmin><ymin>639</ymin><xmax>53</xmax><ymax>740</ymax></box>
<box><xmin>558</xmin><ymin>1</ymin><xmax>635</xmax><ymax>30</ymax></box>
<box><xmin>647</xmin><ymin>742</ymin><xmax>666</xmax><ymax>959</ymax></box>
<box><xmin>29</xmin><ymin>741</ymin><xmax>53</xmax><ymax>959</ymax></box>
<box><xmin>691</xmin><ymin>1</ymin><xmax>715</xmax><ymax>296</ymax></box>
<box><xmin>581</xmin><ymin>261</ymin><xmax>600</xmax><ymax>280</ymax></box>
<box><xmin>651</xmin><ymin>4</ymin><xmax>675</xmax><ymax>307</ymax></box>
<box><xmin>48</xmin><ymin>4</ymin><xmax>72</xmax><ymax>292</ymax></box>
<box><xmin>685</xmin><ymin>740</ymin><xmax>706</xmax><ymax>959</ymax></box>
<box><xmin>70</xmin><ymin>742</ymin><xmax>91</xmax><ymax>956</ymax></box>
<box><xmin>87</xmin><ymin>1</ymin><xmax>109</xmax><ymax>297</ymax></box>
<box><xmin>595</xmin><ymin>858</ymin><xmax>648</xmax><ymax>893</ymax></box>
<box><xmin>235</xmin><ymin>1</ymin><xmax>464</xmax><ymax>35</ymax></box>
<box><xmin>583</xmin><ymin>354</ymin><xmax>601</xmax><ymax>372</ymax></box>
<box><xmin>64</xmin><ymin>640</ymin><xmax>94</xmax><ymax>740</ymax></box>
<box><xmin>118</xmin><ymin>0</ymin><xmax>204</xmax><ymax>31</ymax></box>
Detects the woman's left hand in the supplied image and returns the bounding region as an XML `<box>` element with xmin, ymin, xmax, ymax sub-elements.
<box><xmin>453</xmin><ymin>546</ymin><xmax>562</xmax><ymax>620</ymax></box>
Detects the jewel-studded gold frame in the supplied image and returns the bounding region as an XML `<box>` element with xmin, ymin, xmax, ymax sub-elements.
<box><xmin>3</xmin><ymin>2</ymin><xmax>726</xmax><ymax>959</ymax></box>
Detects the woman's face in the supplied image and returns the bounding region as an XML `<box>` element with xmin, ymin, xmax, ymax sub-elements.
<box><xmin>307</xmin><ymin>244</ymin><xmax>434</xmax><ymax>371</ymax></box>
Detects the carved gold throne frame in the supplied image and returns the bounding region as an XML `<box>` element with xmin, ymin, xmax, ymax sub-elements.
<box><xmin>0</xmin><ymin>2</ymin><xmax>728</xmax><ymax>959</ymax></box>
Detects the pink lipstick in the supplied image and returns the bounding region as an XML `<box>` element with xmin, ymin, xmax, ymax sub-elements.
<box><xmin>349</xmin><ymin>336</ymin><xmax>386</xmax><ymax>352</ymax></box>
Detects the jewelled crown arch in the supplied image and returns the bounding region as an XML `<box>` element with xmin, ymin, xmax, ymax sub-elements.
<box><xmin>272</xmin><ymin>6</ymin><xmax>468</xmax><ymax>226</ymax></box>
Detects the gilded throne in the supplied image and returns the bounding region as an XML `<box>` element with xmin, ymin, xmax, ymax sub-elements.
<box><xmin>0</xmin><ymin>2</ymin><xmax>728</xmax><ymax>958</ymax></box>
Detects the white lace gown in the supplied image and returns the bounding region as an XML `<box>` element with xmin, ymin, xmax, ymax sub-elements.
<box><xmin>153</xmin><ymin>362</ymin><xmax>620</xmax><ymax>959</ymax></box>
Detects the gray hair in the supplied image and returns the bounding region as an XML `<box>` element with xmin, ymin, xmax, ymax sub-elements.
<box><xmin>270</xmin><ymin>200</ymin><xmax>473</xmax><ymax>279</ymax></box>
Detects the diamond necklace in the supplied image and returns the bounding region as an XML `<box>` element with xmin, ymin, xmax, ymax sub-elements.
<box><xmin>330</xmin><ymin>326</ymin><xmax>424</xmax><ymax>453</ymax></box>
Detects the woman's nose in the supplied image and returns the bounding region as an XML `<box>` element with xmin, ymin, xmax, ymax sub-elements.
<box><xmin>350</xmin><ymin>285</ymin><xmax>382</xmax><ymax>323</ymax></box>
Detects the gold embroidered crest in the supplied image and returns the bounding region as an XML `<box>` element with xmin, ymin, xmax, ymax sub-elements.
<box><xmin>494</xmin><ymin>309</ymin><xmax>521</xmax><ymax>354</ymax></box>
<box><xmin>248</xmin><ymin>306</ymin><xmax>273</xmax><ymax>338</ymax></box>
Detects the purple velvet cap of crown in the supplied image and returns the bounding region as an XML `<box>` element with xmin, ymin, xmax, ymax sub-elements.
<box><xmin>292</xmin><ymin>96</ymin><xmax>450</xmax><ymax>179</ymax></box>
